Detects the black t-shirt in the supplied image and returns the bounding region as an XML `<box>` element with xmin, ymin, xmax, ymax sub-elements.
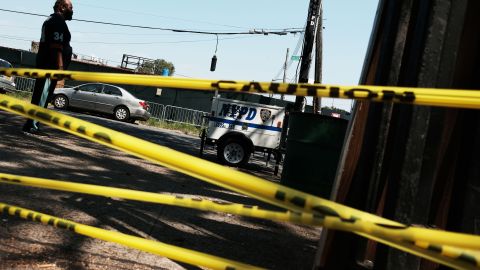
<box><xmin>36</xmin><ymin>13</ymin><xmax>72</xmax><ymax>69</ymax></box>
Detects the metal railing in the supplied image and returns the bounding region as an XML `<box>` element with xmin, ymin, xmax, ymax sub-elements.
<box><xmin>9</xmin><ymin>80</ymin><xmax>207</xmax><ymax>127</ymax></box>
<box><xmin>148</xmin><ymin>102</ymin><xmax>208</xmax><ymax>127</ymax></box>
<box><xmin>14</xmin><ymin>76</ymin><xmax>35</xmax><ymax>92</ymax></box>
<box><xmin>148</xmin><ymin>102</ymin><xmax>166</xmax><ymax>120</ymax></box>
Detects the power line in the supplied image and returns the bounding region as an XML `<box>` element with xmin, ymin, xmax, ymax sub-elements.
<box><xmin>77</xmin><ymin>2</ymin><xmax>248</xmax><ymax>30</ymax></box>
<box><xmin>78</xmin><ymin>3</ymin><xmax>305</xmax><ymax>32</ymax></box>
<box><xmin>272</xmin><ymin>26</ymin><xmax>305</xmax><ymax>80</ymax></box>
<box><xmin>75</xmin><ymin>36</ymin><xmax>255</xmax><ymax>45</ymax></box>
<box><xmin>0</xmin><ymin>34</ymin><xmax>255</xmax><ymax>45</ymax></box>
<box><xmin>0</xmin><ymin>8</ymin><xmax>304</xmax><ymax>36</ymax></box>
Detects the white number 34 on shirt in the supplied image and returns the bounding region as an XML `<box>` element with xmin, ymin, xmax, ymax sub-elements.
<box><xmin>53</xmin><ymin>32</ymin><xmax>64</xmax><ymax>42</ymax></box>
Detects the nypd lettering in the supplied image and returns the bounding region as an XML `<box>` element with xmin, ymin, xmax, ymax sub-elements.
<box><xmin>219</xmin><ymin>103</ymin><xmax>257</xmax><ymax>121</ymax></box>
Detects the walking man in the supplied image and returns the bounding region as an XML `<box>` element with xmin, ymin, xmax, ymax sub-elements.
<box><xmin>23</xmin><ymin>0</ymin><xmax>74</xmax><ymax>135</ymax></box>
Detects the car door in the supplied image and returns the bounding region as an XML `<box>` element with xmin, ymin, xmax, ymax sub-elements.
<box><xmin>69</xmin><ymin>83</ymin><xmax>103</xmax><ymax>110</ymax></box>
<box><xmin>96</xmin><ymin>85</ymin><xmax>123</xmax><ymax>113</ymax></box>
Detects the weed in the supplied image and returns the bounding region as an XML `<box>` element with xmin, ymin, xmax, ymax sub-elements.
<box><xmin>144</xmin><ymin>118</ymin><xmax>202</xmax><ymax>136</ymax></box>
<box><xmin>6</xmin><ymin>90</ymin><xmax>32</xmax><ymax>101</ymax></box>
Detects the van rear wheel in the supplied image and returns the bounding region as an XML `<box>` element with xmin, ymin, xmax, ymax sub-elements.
<box><xmin>217</xmin><ymin>138</ymin><xmax>251</xmax><ymax>167</ymax></box>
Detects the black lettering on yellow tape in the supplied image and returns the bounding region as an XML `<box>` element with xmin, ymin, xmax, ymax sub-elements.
<box><xmin>0</xmin><ymin>176</ymin><xmax>21</xmax><ymax>183</ymax></box>
<box><xmin>375</xmin><ymin>223</ymin><xmax>409</xmax><ymax>229</ymax></box>
<box><xmin>290</xmin><ymin>196</ymin><xmax>306</xmax><ymax>208</ymax></box>
<box><xmin>93</xmin><ymin>132</ymin><xmax>112</xmax><ymax>144</ymax></box>
<box><xmin>339</xmin><ymin>217</ymin><xmax>358</xmax><ymax>223</ymax></box>
<box><xmin>344</xmin><ymin>88</ymin><xmax>379</xmax><ymax>99</ymax></box>
<box><xmin>2</xmin><ymin>205</ymin><xmax>77</xmax><ymax>232</ymax></box>
<box><xmin>458</xmin><ymin>253</ymin><xmax>478</xmax><ymax>266</ymax></box>
<box><xmin>312</xmin><ymin>205</ymin><xmax>341</xmax><ymax>218</ymax></box>
<box><xmin>0</xmin><ymin>205</ymin><xmax>10</xmax><ymax>214</ymax></box>
<box><xmin>286</xmin><ymin>84</ymin><xmax>298</xmax><ymax>94</ymax></box>
<box><xmin>52</xmin><ymin>117</ymin><xmax>60</xmax><ymax>125</ymax></box>
<box><xmin>427</xmin><ymin>244</ymin><xmax>442</xmax><ymax>253</ymax></box>
<box><xmin>302</xmin><ymin>85</ymin><xmax>327</xmax><ymax>96</ymax></box>
<box><xmin>274</xmin><ymin>191</ymin><xmax>286</xmax><ymax>201</ymax></box>
<box><xmin>329</xmin><ymin>87</ymin><xmax>340</xmax><ymax>98</ymax></box>
<box><xmin>36</xmin><ymin>111</ymin><xmax>53</xmax><ymax>122</ymax></box>
<box><xmin>241</xmin><ymin>82</ymin><xmax>267</xmax><ymax>93</ymax></box>
<box><xmin>77</xmin><ymin>126</ymin><xmax>87</xmax><ymax>134</ymax></box>
<box><xmin>0</xmin><ymin>100</ymin><xmax>9</xmax><ymax>108</ymax></box>
<box><xmin>10</xmin><ymin>104</ymin><xmax>26</xmax><ymax>114</ymax></box>
<box><xmin>268</xmin><ymin>83</ymin><xmax>280</xmax><ymax>93</ymax></box>
<box><xmin>212</xmin><ymin>200</ymin><xmax>234</xmax><ymax>206</ymax></box>
<box><xmin>211</xmin><ymin>80</ymin><xmax>237</xmax><ymax>91</ymax></box>
<box><xmin>56</xmin><ymin>220</ymin><xmax>76</xmax><ymax>231</ymax></box>
<box><xmin>47</xmin><ymin>218</ymin><xmax>55</xmax><ymax>226</ymax></box>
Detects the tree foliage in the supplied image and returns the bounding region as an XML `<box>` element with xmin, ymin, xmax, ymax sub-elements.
<box><xmin>137</xmin><ymin>59</ymin><xmax>175</xmax><ymax>76</ymax></box>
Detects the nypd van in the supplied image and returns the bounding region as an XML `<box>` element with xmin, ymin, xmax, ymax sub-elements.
<box><xmin>200</xmin><ymin>97</ymin><xmax>285</xmax><ymax>167</ymax></box>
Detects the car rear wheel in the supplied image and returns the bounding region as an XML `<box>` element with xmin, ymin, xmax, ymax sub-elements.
<box><xmin>53</xmin><ymin>94</ymin><xmax>69</xmax><ymax>109</ymax></box>
<box><xmin>114</xmin><ymin>106</ymin><xmax>130</xmax><ymax>121</ymax></box>
<box><xmin>217</xmin><ymin>138</ymin><xmax>251</xmax><ymax>167</ymax></box>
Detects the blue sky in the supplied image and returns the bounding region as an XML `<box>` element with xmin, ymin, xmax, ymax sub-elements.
<box><xmin>0</xmin><ymin>0</ymin><xmax>379</xmax><ymax>111</ymax></box>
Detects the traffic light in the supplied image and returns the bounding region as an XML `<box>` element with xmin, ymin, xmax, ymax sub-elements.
<box><xmin>210</xmin><ymin>55</ymin><xmax>217</xmax><ymax>72</ymax></box>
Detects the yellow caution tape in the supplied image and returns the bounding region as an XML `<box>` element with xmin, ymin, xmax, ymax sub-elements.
<box><xmin>1</xmin><ymin>93</ymin><xmax>385</xmax><ymax>221</ymax></box>
<box><xmin>1</xmin><ymin>95</ymin><xmax>480</xmax><ymax>252</ymax></box>
<box><xmin>0</xmin><ymin>172</ymin><xmax>325</xmax><ymax>227</ymax></box>
<box><xmin>357</xmin><ymin>233</ymin><xmax>479</xmax><ymax>270</ymax></box>
<box><xmin>1</xmin><ymin>173</ymin><xmax>479</xmax><ymax>269</ymax></box>
<box><xmin>1</xmin><ymin>68</ymin><xmax>480</xmax><ymax>109</ymax></box>
<box><xmin>0</xmin><ymin>202</ymin><xmax>263</xmax><ymax>270</ymax></box>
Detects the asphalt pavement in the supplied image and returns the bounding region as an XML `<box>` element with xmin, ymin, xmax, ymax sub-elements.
<box><xmin>0</xmin><ymin>109</ymin><xmax>321</xmax><ymax>270</ymax></box>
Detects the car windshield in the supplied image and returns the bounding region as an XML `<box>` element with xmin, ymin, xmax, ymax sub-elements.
<box><xmin>0</xmin><ymin>60</ymin><xmax>12</xmax><ymax>68</ymax></box>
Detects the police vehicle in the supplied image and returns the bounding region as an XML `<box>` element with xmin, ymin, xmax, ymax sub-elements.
<box><xmin>200</xmin><ymin>97</ymin><xmax>286</xmax><ymax>167</ymax></box>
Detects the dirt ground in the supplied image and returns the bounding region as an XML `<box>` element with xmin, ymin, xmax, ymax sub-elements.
<box><xmin>0</xmin><ymin>110</ymin><xmax>321</xmax><ymax>270</ymax></box>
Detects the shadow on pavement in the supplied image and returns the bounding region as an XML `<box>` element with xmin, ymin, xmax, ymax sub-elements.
<box><xmin>0</xmin><ymin>110</ymin><xmax>319</xmax><ymax>269</ymax></box>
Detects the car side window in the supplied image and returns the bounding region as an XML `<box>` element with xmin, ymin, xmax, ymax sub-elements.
<box><xmin>103</xmin><ymin>85</ymin><xmax>122</xmax><ymax>96</ymax></box>
<box><xmin>78</xmin><ymin>84</ymin><xmax>102</xmax><ymax>93</ymax></box>
<box><xmin>0</xmin><ymin>60</ymin><xmax>12</xmax><ymax>68</ymax></box>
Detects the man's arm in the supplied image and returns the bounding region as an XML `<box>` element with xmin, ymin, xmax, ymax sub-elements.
<box><xmin>48</xmin><ymin>43</ymin><xmax>64</xmax><ymax>70</ymax></box>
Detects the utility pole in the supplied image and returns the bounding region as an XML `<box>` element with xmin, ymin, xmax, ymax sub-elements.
<box><xmin>293</xmin><ymin>0</ymin><xmax>321</xmax><ymax>112</ymax></box>
<box><xmin>281</xmin><ymin>48</ymin><xmax>289</xmax><ymax>100</ymax></box>
<box><xmin>313</xmin><ymin>1</ymin><xmax>323</xmax><ymax>114</ymax></box>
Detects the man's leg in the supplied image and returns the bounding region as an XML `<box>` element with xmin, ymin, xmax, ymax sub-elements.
<box><xmin>23</xmin><ymin>78</ymin><xmax>52</xmax><ymax>131</ymax></box>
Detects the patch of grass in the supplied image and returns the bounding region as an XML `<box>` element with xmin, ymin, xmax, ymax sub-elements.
<box><xmin>144</xmin><ymin>118</ymin><xmax>202</xmax><ymax>136</ymax></box>
<box><xmin>6</xmin><ymin>90</ymin><xmax>32</xmax><ymax>101</ymax></box>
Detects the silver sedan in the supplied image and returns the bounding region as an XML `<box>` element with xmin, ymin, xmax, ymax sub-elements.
<box><xmin>0</xmin><ymin>58</ymin><xmax>16</xmax><ymax>94</ymax></box>
<box><xmin>52</xmin><ymin>83</ymin><xmax>151</xmax><ymax>122</ymax></box>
